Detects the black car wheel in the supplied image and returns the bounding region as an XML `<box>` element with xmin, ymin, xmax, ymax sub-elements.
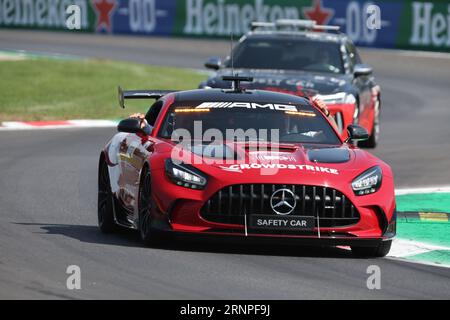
<box><xmin>138</xmin><ymin>166</ymin><xmax>160</xmax><ymax>245</ymax></box>
<box><xmin>98</xmin><ymin>159</ymin><xmax>117</xmax><ymax>233</ymax></box>
<box><xmin>351</xmin><ymin>240</ymin><xmax>392</xmax><ymax>258</ymax></box>
<box><xmin>359</xmin><ymin>98</ymin><xmax>380</xmax><ymax>148</ymax></box>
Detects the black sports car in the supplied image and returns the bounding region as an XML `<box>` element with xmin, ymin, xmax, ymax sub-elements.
<box><xmin>199</xmin><ymin>20</ymin><xmax>381</xmax><ymax>148</ymax></box>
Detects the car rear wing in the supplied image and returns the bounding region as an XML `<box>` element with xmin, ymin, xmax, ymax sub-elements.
<box><xmin>250</xmin><ymin>19</ymin><xmax>340</xmax><ymax>34</ymax></box>
<box><xmin>118</xmin><ymin>86</ymin><xmax>177</xmax><ymax>108</ymax></box>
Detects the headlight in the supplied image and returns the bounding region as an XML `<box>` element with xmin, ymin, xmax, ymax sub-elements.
<box><xmin>165</xmin><ymin>159</ymin><xmax>207</xmax><ymax>189</ymax></box>
<box><xmin>314</xmin><ymin>92</ymin><xmax>356</xmax><ymax>105</ymax></box>
<box><xmin>351</xmin><ymin>166</ymin><xmax>382</xmax><ymax>196</ymax></box>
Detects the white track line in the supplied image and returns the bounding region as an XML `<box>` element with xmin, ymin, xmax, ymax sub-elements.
<box><xmin>360</xmin><ymin>47</ymin><xmax>450</xmax><ymax>60</ymax></box>
<box><xmin>0</xmin><ymin>120</ymin><xmax>117</xmax><ymax>130</ymax></box>
<box><xmin>387</xmin><ymin>256</ymin><xmax>450</xmax><ymax>269</ymax></box>
<box><xmin>395</xmin><ymin>186</ymin><xmax>450</xmax><ymax>195</ymax></box>
<box><xmin>67</xmin><ymin>120</ymin><xmax>118</xmax><ymax>127</ymax></box>
<box><xmin>389</xmin><ymin>239</ymin><xmax>450</xmax><ymax>258</ymax></box>
<box><xmin>394</xmin><ymin>50</ymin><xmax>450</xmax><ymax>60</ymax></box>
<box><xmin>387</xmin><ymin>239</ymin><xmax>450</xmax><ymax>269</ymax></box>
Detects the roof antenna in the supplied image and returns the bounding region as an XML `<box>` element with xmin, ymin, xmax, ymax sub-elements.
<box><xmin>230</xmin><ymin>32</ymin><xmax>235</xmax><ymax>89</ymax></box>
<box><xmin>221</xmin><ymin>32</ymin><xmax>253</xmax><ymax>92</ymax></box>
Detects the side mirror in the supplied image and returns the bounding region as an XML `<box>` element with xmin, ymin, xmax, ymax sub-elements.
<box><xmin>354</xmin><ymin>63</ymin><xmax>373</xmax><ymax>77</ymax></box>
<box><xmin>118</xmin><ymin>118</ymin><xmax>145</xmax><ymax>134</ymax></box>
<box><xmin>204</xmin><ymin>57</ymin><xmax>221</xmax><ymax>70</ymax></box>
<box><xmin>346</xmin><ymin>124</ymin><xmax>369</xmax><ymax>142</ymax></box>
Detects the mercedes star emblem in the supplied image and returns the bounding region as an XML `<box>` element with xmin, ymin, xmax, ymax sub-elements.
<box><xmin>270</xmin><ymin>188</ymin><xmax>297</xmax><ymax>215</ymax></box>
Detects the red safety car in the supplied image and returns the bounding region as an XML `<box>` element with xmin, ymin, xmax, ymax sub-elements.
<box><xmin>98</xmin><ymin>77</ymin><xmax>395</xmax><ymax>257</ymax></box>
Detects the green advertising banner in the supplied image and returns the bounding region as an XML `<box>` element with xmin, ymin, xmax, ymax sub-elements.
<box><xmin>398</xmin><ymin>0</ymin><xmax>450</xmax><ymax>51</ymax></box>
<box><xmin>0</xmin><ymin>0</ymin><xmax>96</xmax><ymax>31</ymax></box>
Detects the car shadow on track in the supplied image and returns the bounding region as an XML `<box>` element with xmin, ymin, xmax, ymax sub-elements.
<box><xmin>16</xmin><ymin>222</ymin><xmax>361</xmax><ymax>259</ymax></box>
<box><xmin>161</xmin><ymin>233</ymin><xmax>359</xmax><ymax>259</ymax></box>
<box><xmin>15</xmin><ymin>223</ymin><xmax>142</xmax><ymax>248</ymax></box>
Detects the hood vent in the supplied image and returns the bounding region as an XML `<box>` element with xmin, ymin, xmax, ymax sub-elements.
<box><xmin>307</xmin><ymin>147</ymin><xmax>350</xmax><ymax>163</ymax></box>
<box><xmin>188</xmin><ymin>144</ymin><xmax>240</xmax><ymax>160</ymax></box>
<box><xmin>243</xmin><ymin>143</ymin><xmax>298</xmax><ymax>152</ymax></box>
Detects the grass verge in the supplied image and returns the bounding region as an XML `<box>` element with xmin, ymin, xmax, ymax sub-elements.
<box><xmin>0</xmin><ymin>58</ymin><xmax>206</xmax><ymax>121</ymax></box>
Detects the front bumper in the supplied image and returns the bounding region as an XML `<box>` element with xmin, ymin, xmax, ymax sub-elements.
<box><xmin>162</xmin><ymin>229</ymin><xmax>394</xmax><ymax>248</ymax></box>
<box><xmin>150</xmin><ymin>171</ymin><xmax>396</xmax><ymax>243</ymax></box>
<box><xmin>165</xmin><ymin>211</ymin><xmax>396</xmax><ymax>244</ymax></box>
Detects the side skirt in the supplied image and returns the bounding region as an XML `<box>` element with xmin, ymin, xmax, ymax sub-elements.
<box><xmin>112</xmin><ymin>196</ymin><xmax>138</xmax><ymax>230</ymax></box>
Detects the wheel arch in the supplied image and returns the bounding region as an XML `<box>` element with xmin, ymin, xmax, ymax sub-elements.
<box><xmin>98</xmin><ymin>151</ymin><xmax>108</xmax><ymax>182</ymax></box>
<box><xmin>98</xmin><ymin>151</ymin><xmax>106</xmax><ymax>168</ymax></box>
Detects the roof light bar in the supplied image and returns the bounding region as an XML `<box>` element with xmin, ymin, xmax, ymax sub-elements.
<box><xmin>250</xmin><ymin>21</ymin><xmax>275</xmax><ymax>31</ymax></box>
<box><xmin>276</xmin><ymin>19</ymin><xmax>316</xmax><ymax>29</ymax></box>
<box><xmin>174</xmin><ymin>108</ymin><xmax>210</xmax><ymax>113</ymax></box>
<box><xmin>313</xmin><ymin>25</ymin><xmax>340</xmax><ymax>31</ymax></box>
<box><xmin>285</xmin><ymin>110</ymin><xmax>317</xmax><ymax>117</ymax></box>
<box><xmin>250</xmin><ymin>19</ymin><xmax>340</xmax><ymax>34</ymax></box>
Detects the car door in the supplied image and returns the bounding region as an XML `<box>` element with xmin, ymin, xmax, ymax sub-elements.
<box><xmin>115</xmin><ymin>132</ymin><xmax>151</xmax><ymax>219</ymax></box>
<box><xmin>116</xmin><ymin>100</ymin><xmax>165</xmax><ymax>223</ymax></box>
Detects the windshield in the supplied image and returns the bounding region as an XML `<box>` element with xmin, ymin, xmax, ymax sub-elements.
<box><xmin>158</xmin><ymin>101</ymin><xmax>341</xmax><ymax>145</ymax></box>
<box><xmin>226</xmin><ymin>38</ymin><xmax>344</xmax><ymax>74</ymax></box>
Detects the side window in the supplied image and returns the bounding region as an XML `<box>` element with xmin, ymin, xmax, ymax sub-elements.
<box><xmin>345</xmin><ymin>41</ymin><xmax>362</xmax><ymax>70</ymax></box>
<box><xmin>145</xmin><ymin>100</ymin><xmax>164</xmax><ymax>126</ymax></box>
<box><xmin>351</xmin><ymin>43</ymin><xmax>362</xmax><ymax>64</ymax></box>
<box><xmin>345</xmin><ymin>43</ymin><xmax>356</xmax><ymax>70</ymax></box>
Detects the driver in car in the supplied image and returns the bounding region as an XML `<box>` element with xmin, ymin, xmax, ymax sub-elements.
<box><xmin>315</xmin><ymin>48</ymin><xmax>340</xmax><ymax>73</ymax></box>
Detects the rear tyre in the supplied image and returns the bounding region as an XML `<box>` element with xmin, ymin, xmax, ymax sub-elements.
<box><xmin>351</xmin><ymin>240</ymin><xmax>392</xmax><ymax>258</ymax></box>
<box><xmin>98</xmin><ymin>159</ymin><xmax>117</xmax><ymax>233</ymax></box>
<box><xmin>359</xmin><ymin>98</ymin><xmax>380</xmax><ymax>148</ymax></box>
<box><xmin>138</xmin><ymin>166</ymin><xmax>161</xmax><ymax>246</ymax></box>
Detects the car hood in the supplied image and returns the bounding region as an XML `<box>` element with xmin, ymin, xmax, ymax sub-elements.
<box><xmin>205</xmin><ymin>69</ymin><xmax>351</xmax><ymax>96</ymax></box>
<box><xmin>154</xmin><ymin>140</ymin><xmax>388</xmax><ymax>186</ymax></box>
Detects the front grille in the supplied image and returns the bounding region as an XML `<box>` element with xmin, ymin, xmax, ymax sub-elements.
<box><xmin>200</xmin><ymin>184</ymin><xmax>360</xmax><ymax>228</ymax></box>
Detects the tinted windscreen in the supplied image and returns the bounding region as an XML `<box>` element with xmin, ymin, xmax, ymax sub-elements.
<box><xmin>227</xmin><ymin>38</ymin><xmax>343</xmax><ymax>74</ymax></box>
<box><xmin>159</xmin><ymin>101</ymin><xmax>341</xmax><ymax>145</ymax></box>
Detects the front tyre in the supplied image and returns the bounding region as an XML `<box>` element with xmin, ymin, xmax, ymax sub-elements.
<box><xmin>98</xmin><ymin>159</ymin><xmax>117</xmax><ymax>233</ymax></box>
<box><xmin>351</xmin><ymin>240</ymin><xmax>392</xmax><ymax>258</ymax></box>
<box><xmin>138</xmin><ymin>166</ymin><xmax>161</xmax><ymax>246</ymax></box>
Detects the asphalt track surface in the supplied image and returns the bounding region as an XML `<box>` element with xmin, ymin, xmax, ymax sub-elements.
<box><xmin>0</xmin><ymin>30</ymin><xmax>449</xmax><ymax>299</ymax></box>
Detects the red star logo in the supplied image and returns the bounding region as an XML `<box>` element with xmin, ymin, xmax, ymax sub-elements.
<box><xmin>92</xmin><ymin>0</ymin><xmax>117</xmax><ymax>33</ymax></box>
<box><xmin>302</xmin><ymin>0</ymin><xmax>334</xmax><ymax>26</ymax></box>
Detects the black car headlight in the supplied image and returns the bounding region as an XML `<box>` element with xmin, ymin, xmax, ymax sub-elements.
<box><xmin>351</xmin><ymin>166</ymin><xmax>382</xmax><ymax>196</ymax></box>
<box><xmin>165</xmin><ymin>159</ymin><xmax>207</xmax><ymax>190</ymax></box>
